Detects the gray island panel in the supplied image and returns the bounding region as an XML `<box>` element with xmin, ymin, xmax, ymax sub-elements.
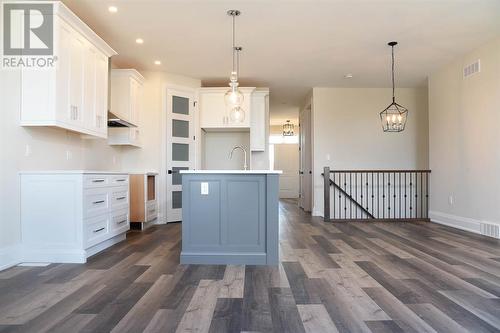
<box><xmin>180</xmin><ymin>172</ymin><xmax>280</xmax><ymax>265</ymax></box>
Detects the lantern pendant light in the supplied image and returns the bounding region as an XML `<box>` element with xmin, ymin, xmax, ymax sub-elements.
<box><xmin>225</xmin><ymin>10</ymin><xmax>245</xmax><ymax>123</ymax></box>
<box><xmin>380</xmin><ymin>41</ymin><xmax>408</xmax><ymax>132</ymax></box>
<box><xmin>283</xmin><ymin>120</ymin><xmax>294</xmax><ymax>136</ymax></box>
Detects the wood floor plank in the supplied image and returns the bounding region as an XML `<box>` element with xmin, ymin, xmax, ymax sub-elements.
<box><xmin>241</xmin><ymin>266</ymin><xmax>274</xmax><ymax>333</ymax></box>
<box><xmin>218</xmin><ymin>265</ymin><xmax>245</xmax><ymax>298</ymax></box>
<box><xmin>297</xmin><ymin>304</ymin><xmax>339</xmax><ymax>333</ymax></box>
<box><xmin>407</xmin><ymin>303</ymin><xmax>470</xmax><ymax>333</ymax></box>
<box><xmin>175</xmin><ymin>279</ymin><xmax>221</xmax><ymax>333</ymax></box>
<box><xmin>364</xmin><ymin>320</ymin><xmax>404</xmax><ymax>333</ymax></box>
<box><xmin>268</xmin><ymin>287</ymin><xmax>306</xmax><ymax>333</ymax></box>
<box><xmin>362</xmin><ymin>287</ymin><xmax>437</xmax><ymax>333</ymax></box>
<box><xmin>111</xmin><ymin>274</ymin><xmax>173</xmax><ymax>333</ymax></box>
<box><xmin>208</xmin><ymin>298</ymin><xmax>243</xmax><ymax>333</ymax></box>
<box><xmin>80</xmin><ymin>282</ymin><xmax>152</xmax><ymax>333</ymax></box>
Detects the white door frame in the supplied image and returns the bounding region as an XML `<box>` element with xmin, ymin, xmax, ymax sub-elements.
<box><xmin>299</xmin><ymin>101</ymin><xmax>313</xmax><ymax>212</ymax></box>
<box><xmin>159</xmin><ymin>84</ymin><xmax>200</xmax><ymax>224</ymax></box>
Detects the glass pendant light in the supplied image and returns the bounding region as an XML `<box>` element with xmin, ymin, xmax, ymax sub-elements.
<box><xmin>283</xmin><ymin>120</ymin><xmax>294</xmax><ymax>136</ymax></box>
<box><xmin>228</xmin><ymin>47</ymin><xmax>245</xmax><ymax>122</ymax></box>
<box><xmin>224</xmin><ymin>10</ymin><xmax>244</xmax><ymax>116</ymax></box>
<box><xmin>380</xmin><ymin>41</ymin><xmax>408</xmax><ymax>132</ymax></box>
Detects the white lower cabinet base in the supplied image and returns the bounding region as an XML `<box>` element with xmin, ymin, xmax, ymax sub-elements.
<box><xmin>20</xmin><ymin>172</ymin><xmax>130</xmax><ymax>264</ymax></box>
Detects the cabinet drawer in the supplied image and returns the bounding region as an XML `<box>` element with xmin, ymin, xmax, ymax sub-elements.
<box><xmin>84</xmin><ymin>175</ymin><xmax>110</xmax><ymax>188</ymax></box>
<box><xmin>84</xmin><ymin>188</ymin><xmax>110</xmax><ymax>218</ymax></box>
<box><xmin>111</xmin><ymin>188</ymin><xmax>129</xmax><ymax>209</ymax></box>
<box><xmin>111</xmin><ymin>209</ymin><xmax>129</xmax><ymax>234</ymax></box>
<box><xmin>146</xmin><ymin>202</ymin><xmax>157</xmax><ymax>222</ymax></box>
<box><xmin>110</xmin><ymin>175</ymin><xmax>129</xmax><ymax>186</ymax></box>
<box><xmin>84</xmin><ymin>215</ymin><xmax>109</xmax><ymax>248</ymax></box>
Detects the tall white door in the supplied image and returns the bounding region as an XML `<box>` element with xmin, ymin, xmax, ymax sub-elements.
<box><xmin>274</xmin><ymin>144</ymin><xmax>300</xmax><ymax>198</ymax></box>
<box><xmin>166</xmin><ymin>89</ymin><xmax>196</xmax><ymax>222</ymax></box>
<box><xmin>299</xmin><ymin>106</ymin><xmax>312</xmax><ymax>212</ymax></box>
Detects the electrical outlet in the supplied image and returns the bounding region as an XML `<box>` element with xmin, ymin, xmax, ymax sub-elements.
<box><xmin>66</xmin><ymin>150</ymin><xmax>72</xmax><ymax>160</ymax></box>
<box><xmin>113</xmin><ymin>155</ymin><xmax>117</xmax><ymax>165</ymax></box>
<box><xmin>448</xmin><ymin>195</ymin><xmax>454</xmax><ymax>206</ymax></box>
<box><xmin>326</xmin><ymin>154</ymin><xmax>331</xmax><ymax>161</ymax></box>
<box><xmin>25</xmin><ymin>144</ymin><xmax>32</xmax><ymax>157</ymax></box>
<box><xmin>201</xmin><ymin>182</ymin><xmax>209</xmax><ymax>195</ymax></box>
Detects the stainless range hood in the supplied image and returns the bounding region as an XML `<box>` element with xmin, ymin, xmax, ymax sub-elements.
<box><xmin>107</xmin><ymin>113</ymin><xmax>137</xmax><ymax>127</ymax></box>
<box><xmin>107</xmin><ymin>59</ymin><xmax>137</xmax><ymax>128</ymax></box>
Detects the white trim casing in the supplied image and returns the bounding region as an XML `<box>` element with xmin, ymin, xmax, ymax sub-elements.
<box><xmin>429</xmin><ymin>210</ymin><xmax>494</xmax><ymax>235</ymax></box>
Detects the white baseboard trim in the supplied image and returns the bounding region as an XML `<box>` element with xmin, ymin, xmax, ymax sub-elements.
<box><xmin>312</xmin><ymin>208</ymin><xmax>323</xmax><ymax>217</ymax></box>
<box><xmin>0</xmin><ymin>244</ymin><xmax>22</xmax><ymax>271</ymax></box>
<box><xmin>429</xmin><ymin>210</ymin><xmax>481</xmax><ymax>235</ymax></box>
<box><xmin>22</xmin><ymin>247</ymin><xmax>87</xmax><ymax>264</ymax></box>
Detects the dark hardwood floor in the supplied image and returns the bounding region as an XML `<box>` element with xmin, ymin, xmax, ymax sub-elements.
<box><xmin>1</xmin><ymin>199</ymin><xmax>500</xmax><ymax>332</ymax></box>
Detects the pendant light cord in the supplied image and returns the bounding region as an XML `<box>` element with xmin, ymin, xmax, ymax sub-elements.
<box><xmin>232</xmin><ymin>15</ymin><xmax>236</xmax><ymax>74</ymax></box>
<box><xmin>391</xmin><ymin>44</ymin><xmax>395</xmax><ymax>102</ymax></box>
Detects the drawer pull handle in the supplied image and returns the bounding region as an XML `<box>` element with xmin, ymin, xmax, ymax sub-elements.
<box><xmin>93</xmin><ymin>200</ymin><xmax>105</xmax><ymax>204</ymax></box>
<box><xmin>93</xmin><ymin>227</ymin><xmax>105</xmax><ymax>233</ymax></box>
<box><xmin>116</xmin><ymin>196</ymin><xmax>126</xmax><ymax>200</ymax></box>
<box><xmin>117</xmin><ymin>219</ymin><xmax>127</xmax><ymax>224</ymax></box>
<box><xmin>92</xmin><ymin>179</ymin><xmax>105</xmax><ymax>183</ymax></box>
<box><xmin>116</xmin><ymin>179</ymin><xmax>126</xmax><ymax>182</ymax></box>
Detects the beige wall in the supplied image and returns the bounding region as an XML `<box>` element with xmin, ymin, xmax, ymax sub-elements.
<box><xmin>202</xmin><ymin>131</ymin><xmax>250</xmax><ymax>170</ymax></box>
<box><xmin>311</xmin><ymin>87</ymin><xmax>429</xmax><ymax>216</ymax></box>
<box><xmin>0</xmin><ymin>69</ymin><xmax>199</xmax><ymax>260</ymax></box>
<box><xmin>428</xmin><ymin>37</ymin><xmax>500</xmax><ymax>233</ymax></box>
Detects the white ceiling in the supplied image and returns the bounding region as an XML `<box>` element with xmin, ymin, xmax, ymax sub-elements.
<box><xmin>63</xmin><ymin>0</ymin><xmax>500</xmax><ymax>121</ymax></box>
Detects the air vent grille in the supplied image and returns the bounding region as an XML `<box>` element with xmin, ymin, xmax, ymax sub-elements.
<box><xmin>464</xmin><ymin>60</ymin><xmax>480</xmax><ymax>78</ymax></box>
<box><xmin>480</xmin><ymin>222</ymin><xmax>500</xmax><ymax>239</ymax></box>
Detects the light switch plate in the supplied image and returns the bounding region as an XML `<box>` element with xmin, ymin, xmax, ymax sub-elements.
<box><xmin>201</xmin><ymin>182</ymin><xmax>209</xmax><ymax>195</ymax></box>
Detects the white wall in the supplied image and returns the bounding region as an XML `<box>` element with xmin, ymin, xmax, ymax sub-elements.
<box><xmin>311</xmin><ymin>87</ymin><xmax>429</xmax><ymax>216</ymax></box>
<box><xmin>428</xmin><ymin>37</ymin><xmax>500</xmax><ymax>233</ymax></box>
<box><xmin>0</xmin><ymin>68</ymin><xmax>199</xmax><ymax>268</ymax></box>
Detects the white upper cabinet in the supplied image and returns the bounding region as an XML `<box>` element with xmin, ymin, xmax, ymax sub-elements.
<box><xmin>108</xmin><ymin>69</ymin><xmax>144</xmax><ymax>147</ymax></box>
<box><xmin>19</xmin><ymin>2</ymin><xmax>116</xmax><ymax>138</ymax></box>
<box><xmin>110</xmin><ymin>69</ymin><xmax>144</xmax><ymax>127</ymax></box>
<box><xmin>199</xmin><ymin>87</ymin><xmax>255</xmax><ymax>129</ymax></box>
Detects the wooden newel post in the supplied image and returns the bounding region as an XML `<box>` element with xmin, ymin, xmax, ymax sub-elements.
<box><xmin>323</xmin><ymin>166</ymin><xmax>330</xmax><ymax>222</ymax></box>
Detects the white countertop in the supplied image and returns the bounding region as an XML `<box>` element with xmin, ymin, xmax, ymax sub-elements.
<box><xmin>180</xmin><ymin>170</ymin><xmax>282</xmax><ymax>174</ymax></box>
<box><xmin>19</xmin><ymin>170</ymin><xmax>128</xmax><ymax>175</ymax></box>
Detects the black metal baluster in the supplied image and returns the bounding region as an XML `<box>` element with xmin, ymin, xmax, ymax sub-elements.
<box><xmin>343</xmin><ymin>173</ymin><xmax>347</xmax><ymax>219</ymax></box>
<box><xmin>409</xmin><ymin>172</ymin><xmax>413</xmax><ymax>218</ymax></box>
<box><xmin>366</xmin><ymin>173</ymin><xmax>369</xmax><ymax>219</ymax></box>
<box><xmin>371</xmin><ymin>172</ymin><xmax>374</xmax><ymax>218</ymax></box>
<box><xmin>405</xmin><ymin>172</ymin><xmax>407</xmax><ymax>219</ymax></box>
<box><xmin>399</xmin><ymin>172</ymin><xmax>401</xmax><ymax>219</ymax></box>
<box><xmin>332</xmin><ymin>172</ymin><xmax>335</xmax><ymax>219</ymax></box>
<box><xmin>425</xmin><ymin>172</ymin><xmax>429</xmax><ymax>219</ymax></box>
<box><xmin>354</xmin><ymin>173</ymin><xmax>357</xmax><ymax>219</ymax></box>
<box><xmin>382</xmin><ymin>173</ymin><xmax>385</xmax><ymax>219</ymax></box>
<box><xmin>387</xmin><ymin>173</ymin><xmax>391</xmax><ymax>219</ymax></box>
<box><xmin>350</xmin><ymin>172</ymin><xmax>352</xmax><ymax>219</ymax></box>
<box><xmin>420</xmin><ymin>172</ymin><xmax>423</xmax><ymax>219</ymax></box>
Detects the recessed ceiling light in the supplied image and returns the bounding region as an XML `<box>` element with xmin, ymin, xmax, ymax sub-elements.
<box><xmin>108</xmin><ymin>6</ymin><xmax>117</xmax><ymax>13</ymax></box>
<box><xmin>344</xmin><ymin>73</ymin><xmax>353</xmax><ymax>79</ymax></box>
<box><xmin>135</xmin><ymin>38</ymin><xmax>144</xmax><ymax>44</ymax></box>
<box><xmin>154</xmin><ymin>60</ymin><xmax>161</xmax><ymax>65</ymax></box>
